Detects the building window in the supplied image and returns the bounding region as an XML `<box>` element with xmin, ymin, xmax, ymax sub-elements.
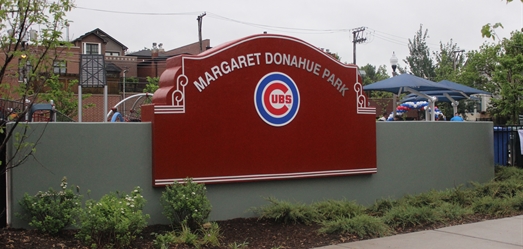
<box><xmin>84</xmin><ymin>43</ymin><xmax>100</xmax><ymax>54</ymax></box>
<box><xmin>53</xmin><ymin>61</ymin><xmax>67</xmax><ymax>74</ymax></box>
<box><xmin>105</xmin><ymin>51</ymin><xmax>120</xmax><ymax>56</ymax></box>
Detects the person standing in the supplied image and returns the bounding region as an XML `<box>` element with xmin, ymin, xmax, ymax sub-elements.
<box><xmin>450</xmin><ymin>113</ymin><xmax>464</xmax><ymax>122</ymax></box>
<box><xmin>378</xmin><ymin>113</ymin><xmax>387</xmax><ymax>121</ymax></box>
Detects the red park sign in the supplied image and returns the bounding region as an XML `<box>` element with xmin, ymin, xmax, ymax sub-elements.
<box><xmin>141</xmin><ymin>34</ymin><xmax>377</xmax><ymax>186</ymax></box>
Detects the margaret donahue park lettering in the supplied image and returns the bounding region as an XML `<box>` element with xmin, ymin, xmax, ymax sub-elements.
<box><xmin>141</xmin><ymin>34</ymin><xmax>377</xmax><ymax>186</ymax></box>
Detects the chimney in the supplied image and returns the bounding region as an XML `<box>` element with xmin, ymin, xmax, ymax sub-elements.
<box><xmin>152</xmin><ymin>42</ymin><xmax>159</xmax><ymax>58</ymax></box>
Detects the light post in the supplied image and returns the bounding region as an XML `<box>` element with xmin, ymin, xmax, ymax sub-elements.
<box><xmin>122</xmin><ymin>68</ymin><xmax>128</xmax><ymax>114</ymax></box>
<box><xmin>390</xmin><ymin>51</ymin><xmax>398</xmax><ymax>76</ymax></box>
<box><xmin>390</xmin><ymin>52</ymin><xmax>398</xmax><ymax>117</ymax></box>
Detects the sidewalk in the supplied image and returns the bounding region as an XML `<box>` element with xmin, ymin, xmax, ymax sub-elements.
<box><xmin>316</xmin><ymin>215</ymin><xmax>523</xmax><ymax>249</ymax></box>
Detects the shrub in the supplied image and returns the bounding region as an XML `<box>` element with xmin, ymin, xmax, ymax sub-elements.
<box><xmin>399</xmin><ymin>190</ymin><xmax>446</xmax><ymax>208</ymax></box>
<box><xmin>495</xmin><ymin>166</ymin><xmax>523</xmax><ymax>182</ymax></box>
<box><xmin>382</xmin><ymin>205</ymin><xmax>441</xmax><ymax>229</ymax></box>
<box><xmin>471</xmin><ymin>196</ymin><xmax>515</xmax><ymax>217</ymax></box>
<box><xmin>76</xmin><ymin>186</ymin><xmax>150</xmax><ymax>248</ymax></box>
<box><xmin>160</xmin><ymin>178</ymin><xmax>212</xmax><ymax>230</ymax></box>
<box><xmin>319</xmin><ymin>214</ymin><xmax>390</xmax><ymax>238</ymax></box>
<box><xmin>17</xmin><ymin>177</ymin><xmax>82</xmax><ymax>234</ymax></box>
<box><xmin>366</xmin><ymin>198</ymin><xmax>397</xmax><ymax>216</ymax></box>
<box><xmin>434</xmin><ymin>202</ymin><xmax>473</xmax><ymax>221</ymax></box>
<box><xmin>473</xmin><ymin>179</ymin><xmax>523</xmax><ymax>199</ymax></box>
<box><xmin>312</xmin><ymin>199</ymin><xmax>366</xmax><ymax>221</ymax></box>
<box><xmin>254</xmin><ymin>196</ymin><xmax>319</xmax><ymax>224</ymax></box>
<box><xmin>441</xmin><ymin>186</ymin><xmax>476</xmax><ymax>207</ymax></box>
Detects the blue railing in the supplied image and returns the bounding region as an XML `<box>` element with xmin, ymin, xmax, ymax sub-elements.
<box><xmin>494</xmin><ymin>125</ymin><xmax>523</xmax><ymax>166</ymax></box>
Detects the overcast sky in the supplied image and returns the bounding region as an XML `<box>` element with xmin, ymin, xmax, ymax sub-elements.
<box><xmin>66</xmin><ymin>0</ymin><xmax>522</xmax><ymax>75</ymax></box>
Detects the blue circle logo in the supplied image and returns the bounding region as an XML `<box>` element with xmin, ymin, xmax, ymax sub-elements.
<box><xmin>254</xmin><ymin>72</ymin><xmax>300</xmax><ymax>127</ymax></box>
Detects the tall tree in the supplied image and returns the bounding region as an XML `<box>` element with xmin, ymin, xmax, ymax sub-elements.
<box><xmin>0</xmin><ymin>0</ymin><xmax>75</xmax><ymax>174</ymax></box>
<box><xmin>489</xmin><ymin>31</ymin><xmax>523</xmax><ymax>124</ymax></box>
<box><xmin>434</xmin><ymin>39</ymin><xmax>465</xmax><ymax>82</ymax></box>
<box><xmin>404</xmin><ymin>25</ymin><xmax>436</xmax><ymax>80</ymax></box>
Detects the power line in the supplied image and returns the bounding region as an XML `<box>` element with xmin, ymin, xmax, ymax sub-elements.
<box><xmin>76</xmin><ymin>6</ymin><xmax>200</xmax><ymax>16</ymax></box>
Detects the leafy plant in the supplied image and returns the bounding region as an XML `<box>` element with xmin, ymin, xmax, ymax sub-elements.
<box><xmin>160</xmin><ymin>178</ymin><xmax>212</xmax><ymax>230</ymax></box>
<box><xmin>228</xmin><ymin>241</ymin><xmax>249</xmax><ymax>249</ymax></box>
<box><xmin>152</xmin><ymin>222</ymin><xmax>221</xmax><ymax>248</ymax></box>
<box><xmin>76</xmin><ymin>186</ymin><xmax>150</xmax><ymax>248</ymax></box>
<box><xmin>152</xmin><ymin>231</ymin><xmax>176</xmax><ymax>249</ymax></box>
<box><xmin>200</xmin><ymin>222</ymin><xmax>221</xmax><ymax>247</ymax></box>
<box><xmin>17</xmin><ymin>177</ymin><xmax>82</xmax><ymax>234</ymax></box>
<box><xmin>143</xmin><ymin>76</ymin><xmax>160</xmax><ymax>94</ymax></box>
<box><xmin>41</xmin><ymin>75</ymin><xmax>93</xmax><ymax>118</ymax></box>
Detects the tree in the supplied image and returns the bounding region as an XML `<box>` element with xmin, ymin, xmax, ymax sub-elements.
<box><xmin>40</xmin><ymin>76</ymin><xmax>92</xmax><ymax>118</ymax></box>
<box><xmin>360</xmin><ymin>63</ymin><xmax>393</xmax><ymax>116</ymax></box>
<box><xmin>434</xmin><ymin>40</ymin><xmax>465</xmax><ymax>82</ymax></box>
<box><xmin>489</xmin><ymin>31</ymin><xmax>523</xmax><ymax>124</ymax></box>
<box><xmin>0</xmin><ymin>0</ymin><xmax>75</xmax><ymax>174</ymax></box>
<box><xmin>404</xmin><ymin>25</ymin><xmax>436</xmax><ymax>80</ymax></box>
<box><xmin>143</xmin><ymin>76</ymin><xmax>159</xmax><ymax>94</ymax></box>
<box><xmin>481</xmin><ymin>0</ymin><xmax>522</xmax><ymax>39</ymax></box>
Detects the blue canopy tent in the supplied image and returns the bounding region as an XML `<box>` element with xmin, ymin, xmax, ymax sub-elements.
<box><xmin>437</xmin><ymin>80</ymin><xmax>490</xmax><ymax>95</ymax></box>
<box><xmin>401</xmin><ymin>90</ymin><xmax>472</xmax><ymax>103</ymax></box>
<box><xmin>434</xmin><ymin>80</ymin><xmax>491</xmax><ymax>114</ymax></box>
<box><xmin>363</xmin><ymin>74</ymin><xmax>462</xmax><ymax>121</ymax></box>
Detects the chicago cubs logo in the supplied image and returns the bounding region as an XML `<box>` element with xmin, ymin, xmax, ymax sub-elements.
<box><xmin>254</xmin><ymin>72</ymin><xmax>300</xmax><ymax>127</ymax></box>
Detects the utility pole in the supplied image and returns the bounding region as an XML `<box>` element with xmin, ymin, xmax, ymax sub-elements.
<box><xmin>452</xmin><ymin>50</ymin><xmax>465</xmax><ymax>71</ymax></box>
<box><xmin>197</xmin><ymin>12</ymin><xmax>206</xmax><ymax>53</ymax></box>
<box><xmin>352</xmin><ymin>27</ymin><xmax>367</xmax><ymax>65</ymax></box>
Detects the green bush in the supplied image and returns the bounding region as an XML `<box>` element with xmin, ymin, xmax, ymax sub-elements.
<box><xmin>319</xmin><ymin>214</ymin><xmax>390</xmax><ymax>238</ymax></box>
<box><xmin>160</xmin><ymin>178</ymin><xmax>212</xmax><ymax>230</ymax></box>
<box><xmin>399</xmin><ymin>190</ymin><xmax>447</xmax><ymax>208</ymax></box>
<box><xmin>495</xmin><ymin>166</ymin><xmax>523</xmax><ymax>182</ymax></box>
<box><xmin>312</xmin><ymin>199</ymin><xmax>366</xmax><ymax>221</ymax></box>
<box><xmin>441</xmin><ymin>186</ymin><xmax>476</xmax><ymax>207</ymax></box>
<box><xmin>366</xmin><ymin>198</ymin><xmax>398</xmax><ymax>216</ymax></box>
<box><xmin>382</xmin><ymin>205</ymin><xmax>441</xmax><ymax>229</ymax></box>
<box><xmin>17</xmin><ymin>177</ymin><xmax>82</xmax><ymax>235</ymax></box>
<box><xmin>473</xmin><ymin>179</ymin><xmax>523</xmax><ymax>199</ymax></box>
<box><xmin>254</xmin><ymin>196</ymin><xmax>319</xmax><ymax>224</ymax></box>
<box><xmin>76</xmin><ymin>186</ymin><xmax>150</xmax><ymax>248</ymax></box>
<box><xmin>471</xmin><ymin>196</ymin><xmax>515</xmax><ymax>217</ymax></box>
<box><xmin>434</xmin><ymin>202</ymin><xmax>473</xmax><ymax>221</ymax></box>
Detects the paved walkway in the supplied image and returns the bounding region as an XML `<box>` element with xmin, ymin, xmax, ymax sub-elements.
<box><xmin>315</xmin><ymin>215</ymin><xmax>523</xmax><ymax>249</ymax></box>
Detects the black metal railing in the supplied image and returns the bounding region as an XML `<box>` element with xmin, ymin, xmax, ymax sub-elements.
<box><xmin>494</xmin><ymin>125</ymin><xmax>523</xmax><ymax>166</ymax></box>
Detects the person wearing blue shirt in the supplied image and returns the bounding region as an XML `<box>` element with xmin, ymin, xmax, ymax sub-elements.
<box><xmin>450</xmin><ymin>113</ymin><xmax>464</xmax><ymax>121</ymax></box>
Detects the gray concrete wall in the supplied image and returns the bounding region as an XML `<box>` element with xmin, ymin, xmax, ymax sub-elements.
<box><xmin>6</xmin><ymin>121</ymin><xmax>494</xmax><ymax>228</ymax></box>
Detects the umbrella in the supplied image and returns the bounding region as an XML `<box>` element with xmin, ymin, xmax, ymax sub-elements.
<box><xmin>363</xmin><ymin>74</ymin><xmax>461</xmax><ymax>121</ymax></box>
